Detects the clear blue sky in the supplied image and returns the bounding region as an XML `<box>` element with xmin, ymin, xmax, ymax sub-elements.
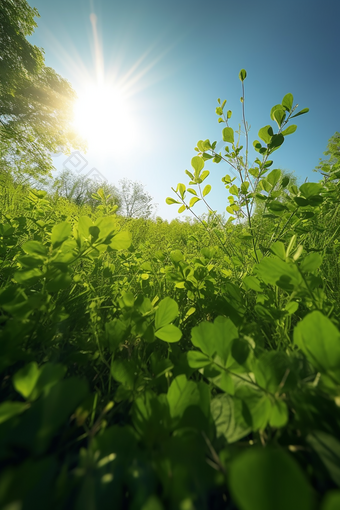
<box><xmin>28</xmin><ymin>0</ymin><xmax>340</xmax><ymax>220</ymax></box>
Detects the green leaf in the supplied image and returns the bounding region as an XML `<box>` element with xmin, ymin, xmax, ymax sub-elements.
<box><xmin>51</xmin><ymin>221</ymin><xmax>72</xmax><ymax>248</ymax></box>
<box><xmin>229</xmin><ymin>448</ymin><xmax>314</xmax><ymax>510</ymax></box>
<box><xmin>170</xmin><ymin>250</ymin><xmax>184</xmax><ymax>263</ymax></box>
<box><xmin>166</xmin><ymin>197</ymin><xmax>181</xmax><ymax>205</ymax></box>
<box><xmin>222</xmin><ymin>127</ymin><xmax>234</xmax><ymax>143</ymax></box>
<box><xmin>189</xmin><ymin>196</ymin><xmax>200</xmax><ymax>207</ymax></box>
<box><xmin>187</xmin><ymin>188</ymin><xmax>197</xmax><ymax>195</ymax></box>
<box><xmin>155</xmin><ymin>324</ymin><xmax>182</xmax><ymax>342</ymax></box>
<box><xmin>294</xmin><ymin>311</ymin><xmax>340</xmax><ymax>386</ymax></box>
<box><xmin>282</xmin><ymin>93</ymin><xmax>294</xmax><ymax>111</ymax></box>
<box><xmin>191</xmin><ymin>156</ymin><xmax>204</xmax><ymax>174</ymax></box>
<box><xmin>300</xmin><ymin>253</ymin><xmax>323</xmax><ymax>272</ymax></box>
<box><xmin>200</xmin><ymin>170</ymin><xmax>210</xmax><ymax>182</ymax></box>
<box><xmin>231</xmin><ymin>338</ymin><xmax>250</xmax><ymax>365</ymax></box>
<box><xmin>155</xmin><ymin>297</ymin><xmax>179</xmax><ymax>329</ymax></box>
<box><xmin>256</xmin><ymin>256</ymin><xmax>301</xmax><ymax>289</ymax></box>
<box><xmin>187</xmin><ymin>351</ymin><xmax>211</xmax><ymax>369</ymax></box>
<box><xmin>291</xmin><ymin>107</ymin><xmax>309</xmax><ymax>118</ymax></box>
<box><xmin>109</xmin><ymin>231</ymin><xmax>131</xmax><ymax>250</ymax></box>
<box><xmin>254</xmin><ymin>351</ymin><xmax>296</xmax><ymax>393</ymax></box>
<box><xmin>229</xmin><ymin>184</ymin><xmax>239</xmax><ymax>196</ymax></box>
<box><xmin>167</xmin><ymin>375</ymin><xmax>201</xmax><ymax>421</ymax></box>
<box><xmin>270</xmin><ymin>104</ymin><xmax>284</xmax><ymax>121</ymax></box>
<box><xmin>281</xmin><ymin>125</ymin><xmax>297</xmax><ymax>136</ymax></box>
<box><xmin>191</xmin><ymin>316</ymin><xmax>238</xmax><ymax>366</ymax></box>
<box><xmin>269</xmin><ymin>133</ymin><xmax>284</xmax><ymax>149</ymax></box>
<box><xmin>13</xmin><ymin>362</ymin><xmax>40</xmax><ymax>399</ymax></box>
<box><xmin>95</xmin><ymin>216</ymin><xmax>117</xmax><ymax>240</ymax></box>
<box><xmin>269</xmin><ymin>399</ymin><xmax>288</xmax><ymax>428</ymax></box>
<box><xmin>321</xmin><ymin>491</ymin><xmax>340</xmax><ymax>510</ymax></box>
<box><xmin>22</xmin><ymin>241</ymin><xmax>47</xmax><ymax>257</ymax></box>
<box><xmin>258</xmin><ymin>125</ymin><xmax>273</xmax><ymax>144</ymax></box>
<box><xmin>239</xmin><ymin>69</ymin><xmax>247</xmax><ymax>81</ymax></box>
<box><xmin>299</xmin><ymin>182</ymin><xmax>323</xmax><ymax>198</ymax></box>
<box><xmin>266</xmin><ymin>169</ymin><xmax>282</xmax><ymax>187</ymax></box>
<box><xmin>0</xmin><ymin>401</ymin><xmax>27</xmax><ymax>424</ymax></box>
<box><xmin>178</xmin><ymin>204</ymin><xmax>186</xmax><ymax>213</ymax></box>
<box><xmin>78</xmin><ymin>216</ymin><xmax>93</xmax><ymax>240</ymax></box>
<box><xmin>273</xmin><ymin>107</ymin><xmax>286</xmax><ymax>127</ymax></box>
<box><xmin>243</xmin><ymin>275</ymin><xmax>262</xmax><ymax>292</ymax></box>
<box><xmin>203</xmin><ymin>184</ymin><xmax>211</xmax><ymax>197</ymax></box>
<box><xmin>211</xmin><ymin>394</ymin><xmax>251</xmax><ymax>443</ymax></box>
<box><xmin>268</xmin><ymin>201</ymin><xmax>287</xmax><ymax>213</ymax></box>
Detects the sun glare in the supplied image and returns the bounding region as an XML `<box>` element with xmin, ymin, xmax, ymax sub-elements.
<box><xmin>73</xmin><ymin>84</ymin><xmax>136</xmax><ymax>152</ymax></box>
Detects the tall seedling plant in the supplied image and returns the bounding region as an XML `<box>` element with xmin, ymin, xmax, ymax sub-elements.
<box><xmin>166</xmin><ymin>70</ymin><xmax>309</xmax><ymax>263</ymax></box>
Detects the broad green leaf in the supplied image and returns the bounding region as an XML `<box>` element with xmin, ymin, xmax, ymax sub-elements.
<box><xmin>299</xmin><ymin>182</ymin><xmax>323</xmax><ymax>198</ymax></box>
<box><xmin>291</xmin><ymin>107</ymin><xmax>309</xmax><ymax>118</ymax></box>
<box><xmin>95</xmin><ymin>216</ymin><xmax>117</xmax><ymax>240</ymax></box>
<box><xmin>185</xmin><ymin>169</ymin><xmax>194</xmax><ymax>180</ymax></box>
<box><xmin>22</xmin><ymin>241</ymin><xmax>47</xmax><ymax>257</ymax></box>
<box><xmin>211</xmin><ymin>394</ymin><xmax>251</xmax><ymax>443</ymax></box>
<box><xmin>51</xmin><ymin>221</ymin><xmax>72</xmax><ymax>248</ymax></box>
<box><xmin>282</xmin><ymin>93</ymin><xmax>294</xmax><ymax>111</ymax></box>
<box><xmin>236</xmin><ymin>384</ymin><xmax>272</xmax><ymax>430</ymax></box>
<box><xmin>155</xmin><ymin>324</ymin><xmax>182</xmax><ymax>343</ymax></box>
<box><xmin>14</xmin><ymin>268</ymin><xmax>43</xmax><ymax>284</ymax></box>
<box><xmin>191</xmin><ymin>316</ymin><xmax>238</xmax><ymax>366</ymax></box>
<box><xmin>155</xmin><ymin>297</ymin><xmax>179</xmax><ymax>329</ymax></box>
<box><xmin>270</xmin><ymin>104</ymin><xmax>283</xmax><ymax>121</ymax></box>
<box><xmin>266</xmin><ymin>169</ymin><xmax>281</xmax><ymax>187</ymax></box>
<box><xmin>273</xmin><ymin>107</ymin><xmax>286</xmax><ymax>127</ymax></box>
<box><xmin>256</xmin><ymin>256</ymin><xmax>301</xmax><ymax>289</ymax></box>
<box><xmin>281</xmin><ymin>124</ymin><xmax>297</xmax><ymax>136</ymax></box>
<box><xmin>191</xmin><ymin>156</ymin><xmax>204</xmax><ymax>174</ymax></box>
<box><xmin>294</xmin><ymin>311</ymin><xmax>340</xmax><ymax>386</ymax></box>
<box><xmin>187</xmin><ymin>188</ymin><xmax>197</xmax><ymax>195</ymax></box>
<box><xmin>200</xmin><ymin>170</ymin><xmax>210</xmax><ymax>181</ymax></box>
<box><xmin>109</xmin><ymin>231</ymin><xmax>131</xmax><ymax>250</ymax></box>
<box><xmin>270</xmin><ymin>241</ymin><xmax>286</xmax><ymax>260</ymax></box>
<box><xmin>30</xmin><ymin>363</ymin><xmax>66</xmax><ymax>400</ymax></box>
<box><xmin>0</xmin><ymin>401</ymin><xmax>27</xmax><ymax>424</ymax></box>
<box><xmin>166</xmin><ymin>197</ymin><xmax>181</xmax><ymax>205</ymax></box>
<box><xmin>269</xmin><ymin>133</ymin><xmax>284</xmax><ymax>149</ymax></box>
<box><xmin>78</xmin><ymin>216</ymin><xmax>93</xmax><ymax>240</ymax></box>
<box><xmin>187</xmin><ymin>350</ymin><xmax>211</xmax><ymax>369</ymax></box>
<box><xmin>189</xmin><ymin>196</ymin><xmax>200</xmax><ymax>207</ymax></box>
<box><xmin>13</xmin><ymin>362</ymin><xmax>40</xmax><ymax>399</ymax></box>
<box><xmin>239</xmin><ymin>69</ymin><xmax>247</xmax><ymax>81</ymax></box>
<box><xmin>178</xmin><ymin>204</ymin><xmax>186</xmax><ymax>213</ymax></box>
<box><xmin>229</xmin><ymin>184</ymin><xmax>239</xmax><ymax>196</ymax></box>
<box><xmin>231</xmin><ymin>338</ymin><xmax>250</xmax><ymax>365</ymax></box>
<box><xmin>106</xmin><ymin>319</ymin><xmax>127</xmax><ymax>353</ymax></box>
<box><xmin>111</xmin><ymin>360</ymin><xmax>138</xmax><ymax>389</ymax></box>
<box><xmin>268</xmin><ymin>201</ymin><xmax>287</xmax><ymax>213</ymax></box>
<box><xmin>170</xmin><ymin>250</ymin><xmax>184</xmax><ymax>263</ymax></box>
<box><xmin>322</xmin><ymin>491</ymin><xmax>340</xmax><ymax>510</ymax></box>
<box><xmin>222</xmin><ymin>127</ymin><xmax>234</xmax><ymax>143</ymax></box>
<box><xmin>300</xmin><ymin>253</ymin><xmax>323</xmax><ymax>272</ymax></box>
<box><xmin>229</xmin><ymin>448</ymin><xmax>314</xmax><ymax>510</ymax></box>
<box><xmin>258</xmin><ymin>125</ymin><xmax>273</xmax><ymax>144</ymax></box>
<box><xmin>167</xmin><ymin>375</ymin><xmax>200</xmax><ymax>421</ymax></box>
<box><xmin>254</xmin><ymin>351</ymin><xmax>297</xmax><ymax>393</ymax></box>
<box><xmin>243</xmin><ymin>275</ymin><xmax>262</xmax><ymax>292</ymax></box>
<box><xmin>269</xmin><ymin>399</ymin><xmax>288</xmax><ymax>428</ymax></box>
<box><xmin>203</xmin><ymin>184</ymin><xmax>211</xmax><ymax>197</ymax></box>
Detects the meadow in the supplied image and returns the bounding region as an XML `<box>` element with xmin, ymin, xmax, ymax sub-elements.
<box><xmin>1</xmin><ymin>3</ymin><xmax>340</xmax><ymax>506</ymax></box>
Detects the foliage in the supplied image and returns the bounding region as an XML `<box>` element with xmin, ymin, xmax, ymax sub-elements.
<box><xmin>1</xmin><ymin>66</ymin><xmax>340</xmax><ymax>510</ymax></box>
<box><xmin>0</xmin><ymin>0</ymin><xmax>84</xmax><ymax>178</ymax></box>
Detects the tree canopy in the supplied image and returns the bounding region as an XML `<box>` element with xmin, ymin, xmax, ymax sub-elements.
<box><xmin>0</xmin><ymin>0</ymin><xmax>84</xmax><ymax>178</ymax></box>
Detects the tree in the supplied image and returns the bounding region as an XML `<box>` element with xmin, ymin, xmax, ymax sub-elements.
<box><xmin>116</xmin><ymin>179</ymin><xmax>156</xmax><ymax>219</ymax></box>
<box><xmin>47</xmin><ymin>170</ymin><xmax>120</xmax><ymax>208</ymax></box>
<box><xmin>0</xmin><ymin>0</ymin><xmax>84</xmax><ymax>178</ymax></box>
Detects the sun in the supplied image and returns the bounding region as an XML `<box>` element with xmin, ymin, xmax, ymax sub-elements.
<box><xmin>73</xmin><ymin>83</ymin><xmax>136</xmax><ymax>153</ymax></box>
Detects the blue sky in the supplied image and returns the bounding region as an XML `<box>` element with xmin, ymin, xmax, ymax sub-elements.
<box><xmin>28</xmin><ymin>0</ymin><xmax>340</xmax><ymax>220</ymax></box>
